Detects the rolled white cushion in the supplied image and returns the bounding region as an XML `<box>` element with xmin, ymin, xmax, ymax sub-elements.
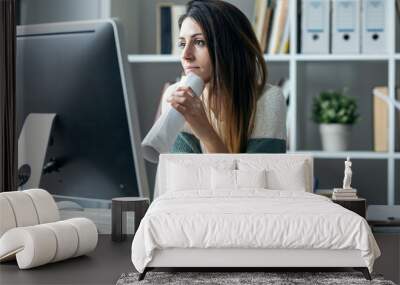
<box><xmin>24</xmin><ymin>189</ymin><xmax>60</xmax><ymax>223</ymax></box>
<box><xmin>1</xmin><ymin>192</ymin><xmax>39</xmax><ymax>227</ymax></box>
<box><xmin>63</xmin><ymin>218</ymin><xmax>98</xmax><ymax>257</ymax></box>
<box><xmin>42</xmin><ymin>221</ymin><xmax>79</xmax><ymax>262</ymax></box>
<box><xmin>0</xmin><ymin>218</ymin><xmax>98</xmax><ymax>269</ymax></box>
<box><xmin>0</xmin><ymin>226</ymin><xmax>57</xmax><ymax>269</ymax></box>
<box><xmin>0</xmin><ymin>196</ymin><xmax>16</xmax><ymax>237</ymax></box>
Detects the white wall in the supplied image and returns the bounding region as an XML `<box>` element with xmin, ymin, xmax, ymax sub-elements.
<box><xmin>18</xmin><ymin>0</ymin><xmax>104</xmax><ymax>24</ymax></box>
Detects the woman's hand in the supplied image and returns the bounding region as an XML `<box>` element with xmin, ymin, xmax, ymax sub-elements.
<box><xmin>167</xmin><ymin>86</ymin><xmax>211</xmax><ymax>139</ymax></box>
<box><xmin>167</xmin><ymin>86</ymin><xmax>229</xmax><ymax>153</ymax></box>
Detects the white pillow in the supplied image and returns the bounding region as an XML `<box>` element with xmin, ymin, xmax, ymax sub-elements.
<box><xmin>237</xmin><ymin>169</ymin><xmax>267</xmax><ymax>188</ymax></box>
<box><xmin>265</xmin><ymin>163</ymin><xmax>307</xmax><ymax>191</ymax></box>
<box><xmin>211</xmin><ymin>168</ymin><xmax>236</xmax><ymax>190</ymax></box>
<box><xmin>211</xmin><ymin>168</ymin><xmax>267</xmax><ymax>190</ymax></box>
<box><xmin>237</xmin><ymin>159</ymin><xmax>309</xmax><ymax>192</ymax></box>
<box><xmin>166</xmin><ymin>160</ymin><xmax>235</xmax><ymax>192</ymax></box>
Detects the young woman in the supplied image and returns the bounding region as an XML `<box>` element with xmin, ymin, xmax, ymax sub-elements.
<box><xmin>162</xmin><ymin>0</ymin><xmax>287</xmax><ymax>154</ymax></box>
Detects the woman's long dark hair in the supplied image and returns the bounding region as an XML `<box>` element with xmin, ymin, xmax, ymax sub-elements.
<box><xmin>179</xmin><ymin>0</ymin><xmax>267</xmax><ymax>153</ymax></box>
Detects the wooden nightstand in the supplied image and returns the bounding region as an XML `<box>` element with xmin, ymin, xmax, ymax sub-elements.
<box><xmin>111</xmin><ymin>197</ymin><xmax>150</xmax><ymax>242</ymax></box>
<box><xmin>332</xmin><ymin>198</ymin><xmax>366</xmax><ymax>218</ymax></box>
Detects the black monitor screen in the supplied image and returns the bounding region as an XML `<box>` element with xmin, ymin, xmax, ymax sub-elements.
<box><xmin>16</xmin><ymin>22</ymin><xmax>139</xmax><ymax>199</ymax></box>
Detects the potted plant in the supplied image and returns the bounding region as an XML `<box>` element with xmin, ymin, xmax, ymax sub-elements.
<box><xmin>312</xmin><ymin>89</ymin><xmax>360</xmax><ymax>151</ymax></box>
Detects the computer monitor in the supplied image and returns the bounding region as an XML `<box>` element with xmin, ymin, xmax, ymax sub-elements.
<box><xmin>16</xmin><ymin>19</ymin><xmax>149</xmax><ymax>200</ymax></box>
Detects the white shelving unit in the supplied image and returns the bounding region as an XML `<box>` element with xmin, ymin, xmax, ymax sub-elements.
<box><xmin>128</xmin><ymin>0</ymin><xmax>399</xmax><ymax>204</ymax></box>
<box><xmin>15</xmin><ymin>0</ymin><xmax>400</xmax><ymax>203</ymax></box>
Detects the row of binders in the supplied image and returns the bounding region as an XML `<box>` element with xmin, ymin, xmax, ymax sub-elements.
<box><xmin>302</xmin><ymin>0</ymin><xmax>388</xmax><ymax>54</ymax></box>
<box><xmin>253</xmin><ymin>0</ymin><xmax>290</xmax><ymax>54</ymax></box>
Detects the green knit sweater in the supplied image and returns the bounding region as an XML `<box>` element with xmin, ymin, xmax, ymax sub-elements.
<box><xmin>161</xmin><ymin>83</ymin><xmax>287</xmax><ymax>154</ymax></box>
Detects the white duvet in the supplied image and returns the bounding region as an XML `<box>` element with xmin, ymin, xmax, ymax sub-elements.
<box><xmin>131</xmin><ymin>189</ymin><xmax>380</xmax><ymax>273</ymax></box>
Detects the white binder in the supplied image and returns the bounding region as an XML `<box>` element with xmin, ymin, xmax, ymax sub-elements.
<box><xmin>361</xmin><ymin>0</ymin><xmax>387</xmax><ymax>54</ymax></box>
<box><xmin>301</xmin><ymin>0</ymin><xmax>330</xmax><ymax>54</ymax></box>
<box><xmin>331</xmin><ymin>0</ymin><xmax>361</xmax><ymax>54</ymax></box>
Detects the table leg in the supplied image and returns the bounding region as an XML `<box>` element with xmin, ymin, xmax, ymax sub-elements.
<box><xmin>112</xmin><ymin>201</ymin><xmax>123</xmax><ymax>242</ymax></box>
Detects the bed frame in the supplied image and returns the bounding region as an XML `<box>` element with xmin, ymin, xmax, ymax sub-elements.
<box><xmin>139</xmin><ymin>248</ymin><xmax>371</xmax><ymax>280</ymax></box>
<box><xmin>139</xmin><ymin>154</ymin><xmax>372</xmax><ymax>281</ymax></box>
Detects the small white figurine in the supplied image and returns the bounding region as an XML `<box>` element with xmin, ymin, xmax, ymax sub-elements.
<box><xmin>342</xmin><ymin>156</ymin><xmax>352</xmax><ymax>189</ymax></box>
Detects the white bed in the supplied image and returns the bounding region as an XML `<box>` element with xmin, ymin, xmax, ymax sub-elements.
<box><xmin>131</xmin><ymin>154</ymin><xmax>380</xmax><ymax>280</ymax></box>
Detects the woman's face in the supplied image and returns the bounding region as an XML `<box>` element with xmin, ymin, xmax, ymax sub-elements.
<box><xmin>178</xmin><ymin>17</ymin><xmax>212</xmax><ymax>83</ymax></box>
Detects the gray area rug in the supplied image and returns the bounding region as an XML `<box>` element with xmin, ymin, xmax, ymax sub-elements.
<box><xmin>116</xmin><ymin>271</ymin><xmax>396</xmax><ymax>285</ymax></box>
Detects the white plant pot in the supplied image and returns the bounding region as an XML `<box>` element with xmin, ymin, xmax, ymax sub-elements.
<box><xmin>319</xmin><ymin>124</ymin><xmax>352</xmax><ymax>151</ymax></box>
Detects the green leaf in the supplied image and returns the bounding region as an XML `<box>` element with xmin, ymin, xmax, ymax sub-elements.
<box><xmin>311</xmin><ymin>89</ymin><xmax>360</xmax><ymax>124</ymax></box>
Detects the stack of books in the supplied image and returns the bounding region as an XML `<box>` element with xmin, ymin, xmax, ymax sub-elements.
<box><xmin>252</xmin><ymin>0</ymin><xmax>290</xmax><ymax>54</ymax></box>
<box><xmin>157</xmin><ymin>4</ymin><xmax>187</xmax><ymax>55</ymax></box>
<box><xmin>372</xmin><ymin>86</ymin><xmax>400</xmax><ymax>152</ymax></box>
<box><xmin>332</xmin><ymin>188</ymin><xmax>358</xmax><ymax>200</ymax></box>
<box><xmin>373</xmin><ymin>86</ymin><xmax>389</xmax><ymax>152</ymax></box>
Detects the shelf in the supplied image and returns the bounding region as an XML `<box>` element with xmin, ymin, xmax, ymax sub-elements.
<box><xmin>291</xmin><ymin>151</ymin><xmax>393</xmax><ymax>159</ymax></box>
<box><xmin>128</xmin><ymin>54</ymin><xmax>393</xmax><ymax>63</ymax></box>
<box><xmin>264</xmin><ymin>55</ymin><xmax>291</xmax><ymax>62</ymax></box>
<box><xmin>295</xmin><ymin>54</ymin><xmax>391</xmax><ymax>61</ymax></box>
<box><xmin>128</xmin><ymin>54</ymin><xmax>180</xmax><ymax>63</ymax></box>
<box><xmin>127</xmin><ymin>54</ymin><xmax>291</xmax><ymax>63</ymax></box>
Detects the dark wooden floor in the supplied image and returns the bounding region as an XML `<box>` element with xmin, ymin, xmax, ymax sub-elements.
<box><xmin>0</xmin><ymin>235</ymin><xmax>133</xmax><ymax>285</ymax></box>
<box><xmin>1</xmin><ymin>233</ymin><xmax>398</xmax><ymax>284</ymax></box>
